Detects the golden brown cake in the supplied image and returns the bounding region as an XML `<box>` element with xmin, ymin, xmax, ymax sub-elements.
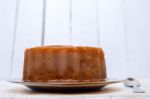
<box><xmin>23</xmin><ymin>45</ymin><xmax>107</xmax><ymax>82</ymax></box>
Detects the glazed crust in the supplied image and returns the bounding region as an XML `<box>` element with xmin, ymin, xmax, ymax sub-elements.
<box><xmin>23</xmin><ymin>45</ymin><xmax>107</xmax><ymax>82</ymax></box>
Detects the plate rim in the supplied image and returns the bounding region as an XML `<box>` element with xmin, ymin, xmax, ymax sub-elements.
<box><xmin>7</xmin><ymin>78</ymin><xmax>123</xmax><ymax>87</ymax></box>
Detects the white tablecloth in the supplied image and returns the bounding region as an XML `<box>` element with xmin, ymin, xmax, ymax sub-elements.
<box><xmin>0</xmin><ymin>79</ymin><xmax>150</xmax><ymax>99</ymax></box>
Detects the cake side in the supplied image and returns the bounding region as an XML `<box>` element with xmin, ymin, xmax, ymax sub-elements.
<box><xmin>23</xmin><ymin>46</ymin><xmax>107</xmax><ymax>82</ymax></box>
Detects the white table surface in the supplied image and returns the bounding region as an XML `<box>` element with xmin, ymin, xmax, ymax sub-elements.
<box><xmin>0</xmin><ymin>79</ymin><xmax>150</xmax><ymax>99</ymax></box>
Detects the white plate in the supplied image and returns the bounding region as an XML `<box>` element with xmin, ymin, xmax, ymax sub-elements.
<box><xmin>7</xmin><ymin>78</ymin><xmax>123</xmax><ymax>92</ymax></box>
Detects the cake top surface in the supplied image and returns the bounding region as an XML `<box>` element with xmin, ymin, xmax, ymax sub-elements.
<box><xmin>26</xmin><ymin>45</ymin><xmax>102</xmax><ymax>50</ymax></box>
<box><xmin>25</xmin><ymin>45</ymin><xmax>104</xmax><ymax>55</ymax></box>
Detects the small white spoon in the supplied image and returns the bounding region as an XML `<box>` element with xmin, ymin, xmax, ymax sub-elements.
<box><xmin>123</xmin><ymin>77</ymin><xmax>145</xmax><ymax>93</ymax></box>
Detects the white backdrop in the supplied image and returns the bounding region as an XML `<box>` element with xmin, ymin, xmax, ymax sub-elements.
<box><xmin>0</xmin><ymin>0</ymin><xmax>150</xmax><ymax>79</ymax></box>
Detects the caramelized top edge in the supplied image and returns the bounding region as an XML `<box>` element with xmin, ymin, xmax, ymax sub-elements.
<box><xmin>26</xmin><ymin>45</ymin><xmax>103</xmax><ymax>51</ymax></box>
